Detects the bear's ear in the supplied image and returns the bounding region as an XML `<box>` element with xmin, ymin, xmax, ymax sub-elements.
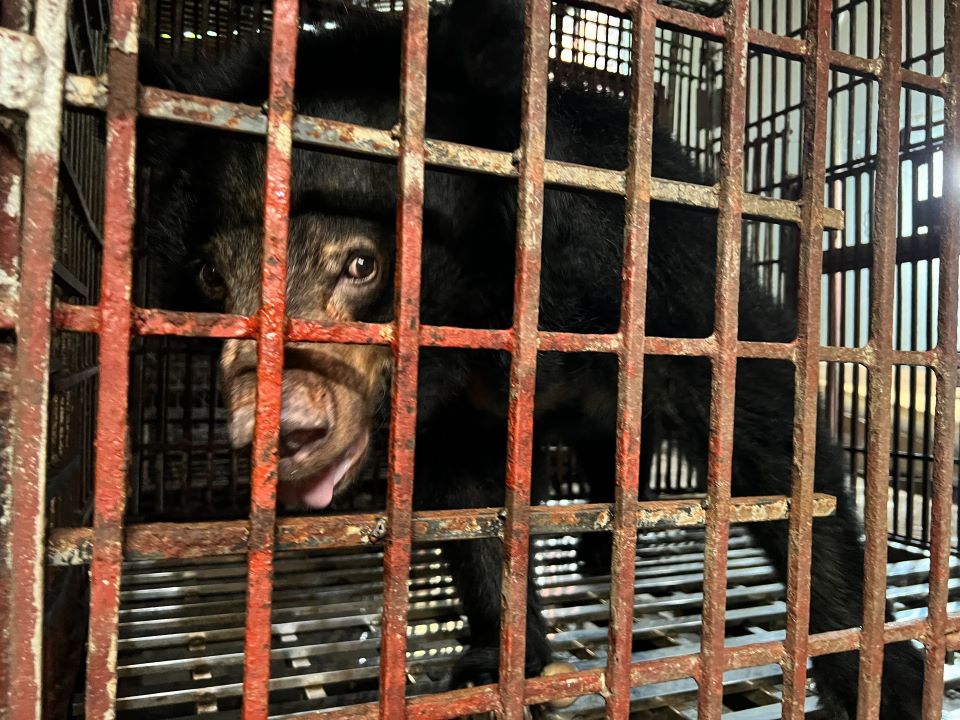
<box><xmin>433</xmin><ymin>0</ymin><xmax>527</xmax><ymax>97</ymax></box>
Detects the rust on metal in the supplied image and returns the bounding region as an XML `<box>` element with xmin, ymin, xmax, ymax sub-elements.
<box><xmin>856</xmin><ymin>0</ymin><xmax>903</xmax><ymax>714</ymax></box>
<box><xmin>605</xmin><ymin>0</ymin><xmax>656</xmax><ymax>714</ymax></box>
<box><xmin>377</xmin><ymin>0</ymin><xmax>429</xmax><ymax>717</ymax></box>
<box><xmin>696</xmin><ymin>0</ymin><xmax>751</xmax><ymax>715</ymax></box>
<box><xmin>497</xmin><ymin>2</ymin><xmax>552</xmax><ymax>718</ymax></box>
<box><xmin>53</xmin><ymin>302</ymin><xmax>101</xmax><ymax>333</ymax></box>
<box><xmin>46</xmin><ymin>495</ymin><xmax>839</xmax><ymax>565</ymax></box>
<box><xmin>239</xmin><ymin>0</ymin><xmax>299</xmax><ymax>714</ymax></box>
<box><xmin>921</xmin><ymin>0</ymin><xmax>959</xmax><ymax>714</ymax></box>
<box><xmin>68</xmin><ymin>86</ymin><xmax>847</xmax><ymax>230</ymax></box>
<box><xmin>288</xmin><ymin>318</ymin><xmax>393</xmax><ymax>346</ymax></box>
<box><xmin>6</xmin><ymin>0</ymin><xmax>69</xmax><ymax>713</ymax></box>
<box><xmin>83</xmin><ymin>0</ymin><xmax>140</xmax><ymax>711</ymax></box>
<box><xmin>135</xmin><ymin>308</ymin><xmax>258</xmax><ymax>338</ymax></box>
<box><xmin>777</xmin><ymin>0</ymin><xmax>832</xmax><ymax>712</ymax></box>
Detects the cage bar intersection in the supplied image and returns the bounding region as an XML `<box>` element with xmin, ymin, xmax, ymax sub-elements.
<box><xmin>1</xmin><ymin>0</ymin><xmax>959</xmax><ymax>716</ymax></box>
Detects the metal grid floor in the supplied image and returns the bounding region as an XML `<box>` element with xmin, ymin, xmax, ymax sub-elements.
<box><xmin>72</xmin><ymin>523</ymin><xmax>960</xmax><ymax>719</ymax></box>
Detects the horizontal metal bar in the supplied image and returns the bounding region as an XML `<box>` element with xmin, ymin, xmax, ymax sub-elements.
<box><xmin>65</xmin><ymin>303</ymin><xmax>959</xmax><ymax>370</ymax></box>
<box><xmin>59</xmin><ymin>80</ymin><xmax>845</xmax><ymax>230</ymax></box>
<box><xmin>46</xmin><ymin>493</ymin><xmax>837</xmax><ymax>565</ymax></box>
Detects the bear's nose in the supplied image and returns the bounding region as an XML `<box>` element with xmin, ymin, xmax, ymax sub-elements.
<box><xmin>277</xmin><ymin>369</ymin><xmax>336</xmax><ymax>459</ymax></box>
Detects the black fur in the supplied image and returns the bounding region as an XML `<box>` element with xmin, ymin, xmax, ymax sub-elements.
<box><xmin>138</xmin><ymin>2</ymin><xmax>926</xmax><ymax>716</ymax></box>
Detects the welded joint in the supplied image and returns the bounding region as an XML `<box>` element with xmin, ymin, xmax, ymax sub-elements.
<box><xmin>0</xmin><ymin>28</ymin><xmax>46</xmax><ymax>111</ymax></box>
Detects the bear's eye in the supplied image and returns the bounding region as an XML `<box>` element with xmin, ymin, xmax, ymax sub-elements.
<box><xmin>343</xmin><ymin>253</ymin><xmax>377</xmax><ymax>283</ymax></box>
<box><xmin>198</xmin><ymin>262</ymin><xmax>226</xmax><ymax>298</ymax></box>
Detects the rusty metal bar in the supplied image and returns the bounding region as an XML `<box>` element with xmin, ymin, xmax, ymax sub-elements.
<box><xmin>697</xmin><ymin>0</ymin><xmax>750</xmax><ymax>714</ymax></box>
<box><xmin>604</xmin><ymin>0</ymin><xmax>657</xmax><ymax>715</ymax></box>
<box><xmin>81</xmin><ymin>0</ymin><xmax>139</xmax><ymax>715</ymax></box>
<box><xmin>498</xmin><ymin>2</ymin><xmax>551</xmax><ymax>717</ymax></box>
<box><xmin>282</xmin><ymin>610</ymin><xmax>943</xmax><ymax>720</ymax></box>
<box><xmin>377</xmin><ymin>0</ymin><xmax>428</xmax><ymax>716</ymax></box>
<box><xmin>5</xmin><ymin>0</ymin><xmax>69</xmax><ymax>713</ymax></box>
<box><xmin>60</xmin><ymin>84</ymin><xmax>847</xmax><ymax>230</ymax></box>
<box><xmin>856</xmin><ymin>0</ymin><xmax>902</xmax><ymax>714</ymax></box>
<box><xmin>778</xmin><ymin>0</ymin><xmax>832</xmax><ymax>713</ymax></box>
<box><xmin>46</xmin><ymin>494</ymin><xmax>838</xmax><ymax>564</ymax></box>
<box><xmin>238</xmin><ymin>0</ymin><xmax>298</xmax><ymax>714</ymax></box>
<box><xmin>68</xmin><ymin>304</ymin><xmax>960</xmax><ymax>366</ymax></box>
<box><xmin>921</xmin><ymin>0</ymin><xmax>959</xmax><ymax>713</ymax></box>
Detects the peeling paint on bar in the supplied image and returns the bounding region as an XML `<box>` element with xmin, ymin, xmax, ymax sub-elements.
<box><xmin>497</xmin><ymin>3</ymin><xmax>552</xmax><ymax>718</ymax></box>
<box><xmin>67</xmin><ymin>86</ymin><xmax>846</xmax><ymax>230</ymax></box>
<box><xmin>377</xmin><ymin>1</ymin><xmax>429</xmax><ymax>717</ymax></box>
<box><xmin>46</xmin><ymin>494</ymin><xmax>838</xmax><ymax>565</ymax></box>
<box><xmin>5</xmin><ymin>0</ymin><xmax>69</xmax><ymax>714</ymax></box>
<box><xmin>82</xmin><ymin>0</ymin><xmax>140</xmax><ymax>710</ymax></box>
<box><xmin>238</xmin><ymin>0</ymin><xmax>299</xmax><ymax>714</ymax></box>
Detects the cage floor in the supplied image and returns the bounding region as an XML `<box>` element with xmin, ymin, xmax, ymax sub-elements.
<box><xmin>73</xmin><ymin>524</ymin><xmax>960</xmax><ymax>719</ymax></box>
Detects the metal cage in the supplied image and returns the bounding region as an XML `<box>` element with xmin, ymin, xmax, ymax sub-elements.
<box><xmin>1</xmin><ymin>0</ymin><xmax>959</xmax><ymax>716</ymax></box>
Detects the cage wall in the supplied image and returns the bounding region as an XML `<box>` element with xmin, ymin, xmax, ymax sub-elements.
<box><xmin>1</xmin><ymin>0</ymin><xmax>959</xmax><ymax>717</ymax></box>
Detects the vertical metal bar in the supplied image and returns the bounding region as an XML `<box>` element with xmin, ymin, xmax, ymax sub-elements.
<box><xmin>696</xmin><ymin>0</ymin><xmax>750</xmax><ymax>715</ymax></box>
<box><xmin>239</xmin><ymin>0</ymin><xmax>298</xmax><ymax>715</ymax></box>
<box><xmin>83</xmin><ymin>0</ymin><xmax>139</xmax><ymax>711</ymax></box>
<box><xmin>498</xmin><ymin>1</ymin><xmax>550</xmax><ymax>718</ymax></box>
<box><xmin>857</xmin><ymin>0</ymin><xmax>902</xmax><ymax>714</ymax></box>
<box><xmin>779</xmin><ymin>0</ymin><xmax>831</xmax><ymax>714</ymax></box>
<box><xmin>605</xmin><ymin>2</ymin><xmax>656</xmax><ymax>717</ymax></box>
<box><xmin>6</xmin><ymin>0</ymin><xmax>69</xmax><ymax>713</ymax></box>
<box><xmin>921</xmin><ymin>0</ymin><xmax>958</xmax><ymax>712</ymax></box>
<box><xmin>0</xmin><ymin>120</ymin><xmax>20</xmax><ymax>720</ymax></box>
<box><xmin>377</xmin><ymin>0</ymin><xmax>428</xmax><ymax>715</ymax></box>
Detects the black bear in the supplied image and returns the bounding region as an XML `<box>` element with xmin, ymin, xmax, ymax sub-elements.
<box><xmin>138</xmin><ymin>1</ymin><xmax>926</xmax><ymax>716</ymax></box>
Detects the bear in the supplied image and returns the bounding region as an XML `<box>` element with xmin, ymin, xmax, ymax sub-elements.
<box><xmin>137</xmin><ymin>1</ymin><xmax>926</xmax><ymax>716</ymax></box>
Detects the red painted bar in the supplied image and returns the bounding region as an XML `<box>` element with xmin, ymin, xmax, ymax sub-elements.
<box><xmin>778</xmin><ymin>0</ymin><xmax>832</xmax><ymax>714</ymax></box>
<box><xmin>857</xmin><ymin>0</ymin><xmax>902</xmax><ymax>715</ymax></box>
<box><xmin>921</xmin><ymin>0</ymin><xmax>959</xmax><ymax>714</ymax></box>
<box><xmin>82</xmin><ymin>0</ymin><xmax>140</xmax><ymax>713</ymax></box>
<box><xmin>377</xmin><ymin>0</ymin><xmax>429</xmax><ymax>717</ymax></box>
<box><xmin>136</xmin><ymin>307</ymin><xmax>258</xmax><ymax>338</ymax></box>
<box><xmin>6</xmin><ymin>0</ymin><xmax>69</xmax><ymax>713</ymax></box>
<box><xmin>697</xmin><ymin>0</ymin><xmax>751</xmax><ymax>715</ymax></box>
<box><xmin>239</xmin><ymin>0</ymin><xmax>298</xmax><ymax>715</ymax></box>
<box><xmin>605</xmin><ymin>1</ymin><xmax>657</xmax><ymax>717</ymax></box>
<box><xmin>497</xmin><ymin>2</ymin><xmax>551</xmax><ymax>718</ymax></box>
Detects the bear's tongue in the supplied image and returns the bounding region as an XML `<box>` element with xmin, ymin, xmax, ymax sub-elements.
<box><xmin>278</xmin><ymin>440</ymin><xmax>365</xmax><ymax>509</ymax></box>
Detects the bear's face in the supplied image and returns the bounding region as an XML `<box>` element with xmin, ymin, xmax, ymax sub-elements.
<box><xmin>199</xmin><ymin>188</ymin><xmax>395</xmax><ymax>510</ymax></box>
